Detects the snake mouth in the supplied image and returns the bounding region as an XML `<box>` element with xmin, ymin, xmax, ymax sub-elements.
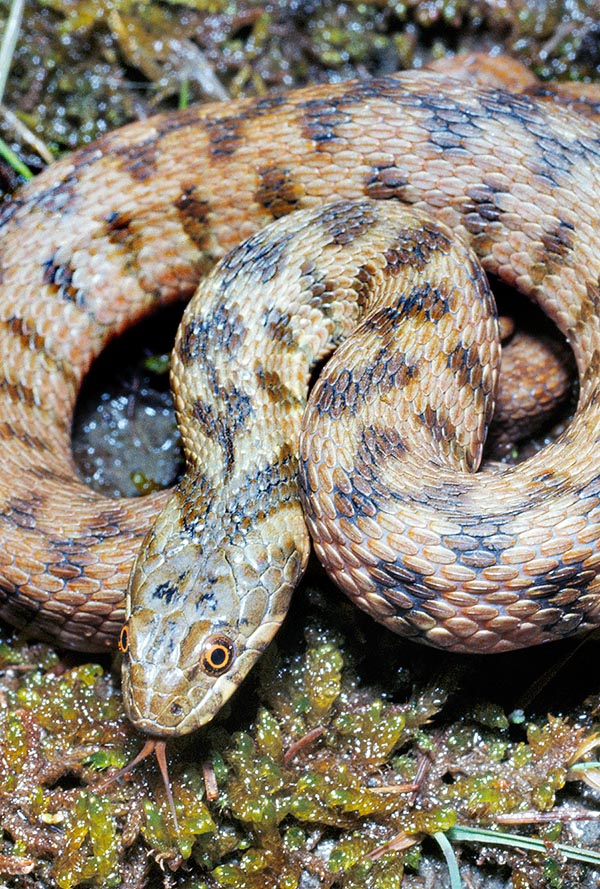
<box><xmin>128</xmin><ymin>700</ymin><xmax>193</xmax><ymax>738</ymax></box>
<box><xmin>121</xmin><ymin>669</ymin><xmax>194</xmax><ymax>737</ymax></box>
<box><xmin>121</xmin><ymin>652</ymin><xmax>243</xmax><ymax>736</ymax></box>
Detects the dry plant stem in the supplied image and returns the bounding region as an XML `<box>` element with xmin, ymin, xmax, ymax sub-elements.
<box><xmin>0</xmin><ymin>0</ymin><xmax>26</xmax><ymax>105</ymax></box>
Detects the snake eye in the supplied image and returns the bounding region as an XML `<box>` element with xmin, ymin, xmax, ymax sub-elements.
<box><xmin>118</xmin><ymin>624</ymin><xmax>129</xmax><ymax>653</ymax></box>
<box><xmin>200</xmin><ymin>635</ymin><xmax>235</xmax><ymax>676</ymax></box>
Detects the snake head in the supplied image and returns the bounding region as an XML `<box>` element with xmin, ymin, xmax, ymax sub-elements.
<box><xmin>120</xmin><ymin>482</ymin><xmax>306</xmax><ymax>737</ymax></box>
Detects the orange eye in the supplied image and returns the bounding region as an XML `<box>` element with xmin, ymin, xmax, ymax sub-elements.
<box><xmin>200</xmin><ymin>635</ymin><xmax>235</xmax><ymax>676</ymax></box>
<box><xmin>118</xmin><ymin>624</ymin><xmax>129</xmax><ymax>653</ymax></box>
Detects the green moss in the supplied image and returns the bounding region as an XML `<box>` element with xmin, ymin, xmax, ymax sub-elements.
<box><xmin>1</xmin><ymin>585</ymin><xmax>600</xmax><ymax>886</ymax></box>
<box><xmin>130</xmin><ymin>469</ymin><xmax>165</xmax><ymax>495</ymax></box>
<box><xmin>54</xmin><ymin>794</ymin><xmax>120</xmax><ymax>889</ymax></box>
<box><xmin>304</xmin><ymin>642</ymin><xmax>344</xmax><ymax>721</ymax></box>
<box><xmin>2</xmin><ymin>0</ymin><xmax>598</xmax><ymax>178</ymax></box>
<box><xmin>142</xmin><ymin>352</ymin><xmax>171</xmax><ymax>375</ymax></box>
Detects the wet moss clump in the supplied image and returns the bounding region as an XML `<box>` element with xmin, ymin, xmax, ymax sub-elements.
<box><xmin>2</xmin><ymin>592</ymin><xmax>600</xmax><ymax>888</ymax></box>
<box><xmin>2</xmin><ymin>0</ymin><xmax>600</xmax><ymax>186</ymax></box>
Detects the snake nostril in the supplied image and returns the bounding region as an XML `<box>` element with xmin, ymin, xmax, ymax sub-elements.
<box><xmin>170</xmin><ymin>701</ymin><xmax>184</xmax><ymax>717</ymax></box>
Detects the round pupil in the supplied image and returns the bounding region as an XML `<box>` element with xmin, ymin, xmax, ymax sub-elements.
<box><xmin>201</xmin><ymin>635</ymin><xmax>235</xmax><ymax>675</ymax></box>
<box><xmin>210</xmin><ymin>646</ymin><xmax>228</xmax><ymax>667</ymax></box>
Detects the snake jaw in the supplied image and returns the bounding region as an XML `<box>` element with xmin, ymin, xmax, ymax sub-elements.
<box><xmin>121</xmin><ymin>604</ymin><xmax>293</xmax><ymax>736</ymax></box>
<box><xmin>121</xmin><ymin>648</ymin><xmax>244</xmax><ymax>737</ymax></box>
<box><xmin>121</xmin><ymin>598</ymin><xmax>252</xmax><ymax>737</ymax></box>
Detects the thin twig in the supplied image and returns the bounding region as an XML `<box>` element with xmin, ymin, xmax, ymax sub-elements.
<box><xmin>283</xmin><ymin>726</ymin><xmax>325</xmax><ymax>765</ymax></box>
<box><xmin>495</xmin><ymin>808</ymin><xmax>600</xmax><ymax>824</ymax></box>
<box><xmin>0</xmin><ymin>103</ymin><xmax>53</xmax><ymax>164</ymax></box>
<box><xmin>0</xmin><ymin>0</ymin><xmax>26</xmax><ymax>105</ymax></box>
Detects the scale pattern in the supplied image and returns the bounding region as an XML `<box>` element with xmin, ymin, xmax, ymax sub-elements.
<box><xmin>1</xmin><ymin>63</ymin><xmax>600</xmax><ymax>734</ymax></box>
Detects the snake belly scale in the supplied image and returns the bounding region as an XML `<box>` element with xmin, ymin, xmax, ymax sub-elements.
<box><xmin>2</xmin><ymin>69</ymin><xmax>600</xmax><ymax>736</ymax></box>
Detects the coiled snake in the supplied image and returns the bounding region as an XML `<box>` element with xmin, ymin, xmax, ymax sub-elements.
<box><xmin>2</xmin><ymin>58</ymin><xmax>600</xmax><ymax>737</ymax></box>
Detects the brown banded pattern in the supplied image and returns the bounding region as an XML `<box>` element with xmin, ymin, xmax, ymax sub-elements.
<box><xmin>122</xmin><ymin>200</ymin><xmax>499</xmax><ymax>735</ymax></box>
<box><xmin>1</xmin><ymin>60</ymin><xmax>600</xmax><ymax>734</ymax></box>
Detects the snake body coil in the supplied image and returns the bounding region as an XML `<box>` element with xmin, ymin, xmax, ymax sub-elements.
<box><xmin>2</xmin><ymin>64</ymin><xmax>600</xmax><ymax>736</ymax></box>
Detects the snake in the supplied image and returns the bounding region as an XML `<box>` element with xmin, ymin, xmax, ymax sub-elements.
<box><xmin>2</xmin><ymin>56</ymin><xmax>600</xmax><ymax>738</ymax></box>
